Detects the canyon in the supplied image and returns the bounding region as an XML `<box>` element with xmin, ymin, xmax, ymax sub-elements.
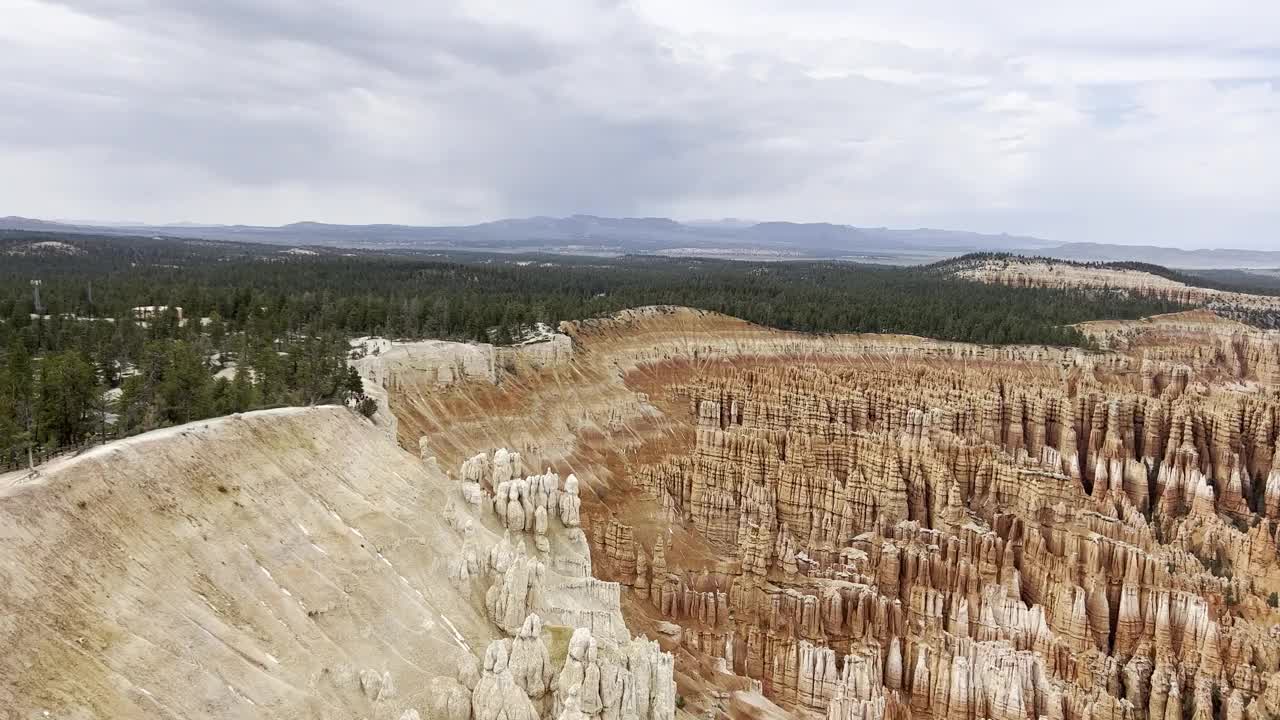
<box><xmin>386</xmin><ymin>306</ymin><xmax>1280</xmax><ymax>719</ymax></box>
<box><xmin>4</xmin><ymin>303</ymin><xmax>1280</xmax><ymax>720</ymax></box>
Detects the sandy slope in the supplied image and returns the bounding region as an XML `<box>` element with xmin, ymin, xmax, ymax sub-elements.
<box><xmin>0</xmin><ymin>406</ymin><xmax>493</xmax><ymax>718</ymax></box>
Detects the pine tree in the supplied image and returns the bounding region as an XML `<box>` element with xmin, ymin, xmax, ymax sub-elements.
<box><xmin>36</xmin><ymin>350</ymin><xmax>97</xmax><ymax>446</ymax></box>
<box><xmin>158</xmin><ymin>341</ymin><xmax>213</xmax><ymax>425</ymax></box>
<box><xmin>344</xmin><ymin>366</ymin><xmax>364</xmax><ymax>397</ymax></box>
<box><xmin>230</xmin><ymin>364</ymin><xmax>257</xmax><ymax>412</ymax></box>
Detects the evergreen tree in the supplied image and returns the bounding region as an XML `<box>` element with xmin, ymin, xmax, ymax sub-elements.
<box><xmin>344</xmin><ymin>366</ymin><xmax>364</xmax><ymax>397</ymax></box>
<box><xmin>207</xmin><ymin>312</ymin><xmax>226</xmax><ymax>352</ymax></box>
<box><xmin>4</xmin><ymin>337</ymin><xmax>35</xmax><ymax>450</ymax></box>
<box><xmin>230</xmin><ymin>364</ymin><xmax>257</xmax><ymax>412</ymax></box>
<box><xmin>158</xmin><ymin>341</ymin><xmax>213</xmax><ymax>425</ymax></box>
<box><xmin>116</xmin><ymin>375</ymin><xmax>150</xmax><ymax>434</ymax></box>
<box><xmin>36</xmin><ymin>350</ymin><xmax>98</xmax><ymax>446</ymax></box>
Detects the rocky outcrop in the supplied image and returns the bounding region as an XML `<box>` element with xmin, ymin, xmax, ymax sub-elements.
<box><xmin>474</xmin><ymin>639</ymin><xmax>541</xmax><ymax>720</ymax></box>
<box><xmin>561</xmin><ymin>475</ymin><xmax>583</xmax><ymax>528</ymax></box>
<box><xmin>486</xmin><ymin>553</ymin><xmax>548</xmax><ymax>635</ymax></box>
<box><xmin>511</xmin><ymin>614</ymin><xmax>556</xmax><ymax>699</ymax></box>
<box><xmin>553</xmin><ymin>627</ymin><xmax>676</xmax><ymax>720</ymax></box>
<box><xmin>352</xmin><ymin>333</ymin><xmax>572</xmax><ymax>393</ymax></box>
<box><xmin>430</xmin><ymin>449</ymin><xmax>678</xmax><ymax>720</ymax></box>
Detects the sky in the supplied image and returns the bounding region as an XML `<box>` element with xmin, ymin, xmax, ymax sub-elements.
<box><xmin>2</xmin><ymin>0</ymin><xmax>1278</xmax><ymax>249</ymax></box>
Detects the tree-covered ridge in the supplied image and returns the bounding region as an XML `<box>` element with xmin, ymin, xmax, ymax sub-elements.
<box><xmin>1</xmin><ymin>230</ymin><xmax>1191</xmax><ymax>469</ymax></box>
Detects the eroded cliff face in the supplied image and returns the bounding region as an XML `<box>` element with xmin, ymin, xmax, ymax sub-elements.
<box><xmin>625</xmin><ymin>361</ymin><xmax>1280</xmax><ymax>720</ymax></box>
<box><xmin>383</xmin><ymin>307</ymin><xmax>1280</xmax><ymax>720</ymax></box>
<box><xmin>952</xmin><ymin>259</ymin><xmax>1280</xmax><ymax>312</ymax></box>
<box><xmin>1076</xmin><ymin>311</ymin><xmax>1280</xmax><ymax>391</ymax></box>
<box><xmin>0</xmin><ymin>407</ymin><xmax>675</xmax><ymax>720</ymax></box>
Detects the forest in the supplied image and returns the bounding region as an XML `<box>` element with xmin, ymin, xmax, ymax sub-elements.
<box><xmin>0</xmin><ymin>230</ymin><xmax>1191</xmax><ymax>468</ymax></box>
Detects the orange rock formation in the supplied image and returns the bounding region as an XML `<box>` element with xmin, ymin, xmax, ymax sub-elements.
<box><xmin>383</xmin><ymin>307</ymin><xmax>1280</xmax><ymax>720</ymax></box>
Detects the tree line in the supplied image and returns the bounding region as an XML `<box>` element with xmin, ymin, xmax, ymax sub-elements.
<box><xmin>0</xmin><ymin>231</ymin><xmax>1192</xmax><ymax>468</ymax></box>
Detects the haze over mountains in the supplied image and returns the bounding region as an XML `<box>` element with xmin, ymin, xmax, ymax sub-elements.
<box><xmin>2</xmin><ymin>214</ymin><xmax>1276</xmax><ymax>269</ymax></box>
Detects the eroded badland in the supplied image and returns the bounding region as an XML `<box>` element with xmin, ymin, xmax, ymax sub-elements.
<box><xmin>6</xmin><ymin>303</ymin><xmax>1280</xmax><ymax>720</ymax></box>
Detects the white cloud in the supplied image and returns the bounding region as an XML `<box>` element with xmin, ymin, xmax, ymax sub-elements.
<box><xmin>0</xmin><ymin>0</ymin><xmax>1277</xmax><ymax>247</ymax></box>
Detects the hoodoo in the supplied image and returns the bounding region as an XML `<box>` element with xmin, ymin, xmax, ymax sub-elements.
<box><xmin>382</xmin><ymin>306</ymin><xmax>1280</xmax><ymax>719</ymax></box>
<box><xmin>4</xmin><ymin>305</ymin><xmax>1279</xmax><ymax>720</ymax></box>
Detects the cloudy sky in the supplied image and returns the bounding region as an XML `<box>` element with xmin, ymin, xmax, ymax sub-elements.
<box><xmin>3</xmin><ymin>0</ymin><xmax>1278</xmax><ymax>248</ymax></box>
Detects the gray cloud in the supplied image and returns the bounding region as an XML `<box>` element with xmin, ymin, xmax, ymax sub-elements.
<box><xmin>1</xmin><ymin>0</ymin><xmax>1278</xmax><ymax>248</ymax></box>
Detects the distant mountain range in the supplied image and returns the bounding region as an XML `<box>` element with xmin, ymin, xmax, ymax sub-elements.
<box><xmin>2</xmin><ymin>214</ymin><xmax>1276</xmax><ymax>268</ymax></box>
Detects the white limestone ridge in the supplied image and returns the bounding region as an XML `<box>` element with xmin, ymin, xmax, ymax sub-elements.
<box><xmin>349</xmin><ymin>333</ymin><xmax>573</xmax><ymax>442</ymax></box>
<box><xmin>436</xmin><ymin>447</ymin><xmax>677</xmax><ymax>720</ymax></box>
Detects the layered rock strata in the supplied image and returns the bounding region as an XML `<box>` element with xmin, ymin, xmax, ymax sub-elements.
<box><xmin>616</xmin><ymin>360</ymin><xmax>1280</xmax><ymax>719</ymax></box>
<box><xmin>380</xmin><ymin>306</ymin><xmax>1280</xmax><ymax>718</ymax></box>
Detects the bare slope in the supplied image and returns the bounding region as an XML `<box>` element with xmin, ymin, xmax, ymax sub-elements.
<box><xmin>0</xmin><ymin>407</ymin><xmax>495</xmax><ymax>718</ymax></box>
